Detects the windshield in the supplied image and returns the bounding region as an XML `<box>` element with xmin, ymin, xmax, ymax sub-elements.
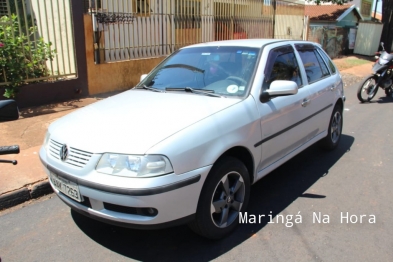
<box><xmin>139</xmin><ymin>46</ymin><xmax>260</xmax><ymax>97</ymax></box>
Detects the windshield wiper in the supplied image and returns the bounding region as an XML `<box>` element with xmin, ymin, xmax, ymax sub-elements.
<box><xmin>135</xmin><ymin>84</ymin><xmax>165</xmax><ymax>93</ymax></box>
<box><xmin>165</xmin><ymin>87</ymin><xmax>224</xmax><ymax>98</ymax></box>
<box><xmin>162</xmin><ymin>64</ymin><xmax>205</xmax><ymax>74</ymax></box>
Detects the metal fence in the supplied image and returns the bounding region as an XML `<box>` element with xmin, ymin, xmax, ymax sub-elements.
<box><xmin>0</xmin><ymin>0</ymin><xmax>77</xmax><ymax>86</ymax></box>
<box><xmin>274</xmin><ymin>0</ymin><xmax>305</xmax><ymax>39</ymax></box>
<box><xmin>85</xmin><ymin>0</ymin><xmax>305</xmax><ymax>64</ymax></box>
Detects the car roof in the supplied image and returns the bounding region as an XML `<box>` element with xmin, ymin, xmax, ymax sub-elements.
<box><xmin>182</xmin><ymin>39</ymin><xmax>317</xmax><ymax>49</ymax></box>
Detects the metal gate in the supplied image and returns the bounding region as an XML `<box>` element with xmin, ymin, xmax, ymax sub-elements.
<box><xmin>85</xmin><ymin>0</ymin><xmax>305</xmax><ymax>64</ymax></box>
<box><xmin>0</xmin><ymin>0</ymin><xmax>77</xmax><ymax>87</ymax></box>
<box><xmin>274</xmin><ymin>0</ymin><xmax>305</xmax><ymax>40</ymax></box>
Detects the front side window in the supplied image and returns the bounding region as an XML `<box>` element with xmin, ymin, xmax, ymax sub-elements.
<box><xmin>263</xmin><ymin>45</ymin><xmax>302</xmax><ymax>90</ymax></box>
<box><xmin>295</xmin><ymin>44</ymin><xmax>330</xmax><ymax>83</ymax></box>
<box><xmin>140</xmin><ymin>46</ymin><xmax>260</xmax><ymax>97</ymax></box>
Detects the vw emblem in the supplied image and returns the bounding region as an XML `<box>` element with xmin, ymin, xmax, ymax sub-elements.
<box><xmin>60</xmin><ymin>144</ymin><xmax>68</xmax><ymax>161</ymax></box>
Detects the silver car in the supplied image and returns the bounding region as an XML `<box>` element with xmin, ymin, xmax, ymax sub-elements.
<box><xmin>39</xmin><ymin>39</ymin><xmax>344</xmax><ymax>239</ymax></box>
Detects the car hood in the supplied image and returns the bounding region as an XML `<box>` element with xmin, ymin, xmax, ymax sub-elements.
<box><xmin>48</xmin><ymin>90</ymin><xmax>240</xmax><ymax>154</ymax></box>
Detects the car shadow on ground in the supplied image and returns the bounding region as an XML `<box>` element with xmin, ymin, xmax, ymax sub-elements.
<box><xmin>71</xmin><ymin>134</ymin><xmax>354</xmax><ymax>261</ymax></box>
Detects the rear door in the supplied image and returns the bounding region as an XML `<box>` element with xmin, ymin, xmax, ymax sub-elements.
<box><xmin>294</xmin><ymin>44</ymin><xmax>336</xmax><ymax>134</ymax></box>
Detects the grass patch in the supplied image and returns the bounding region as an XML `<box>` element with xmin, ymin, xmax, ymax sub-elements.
<box><xmin>334</xmin><ymin>57</ymin><xmax>372</xmax><ymax>71</ymax></box>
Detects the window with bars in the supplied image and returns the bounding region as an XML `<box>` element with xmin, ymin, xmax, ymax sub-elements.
<box><xmin>361</xmin><ymin>0</ymin><xmax>371</xmax><ymax>17</ymax></box>
<box><xmin>134</xmin><ymin>0</ymin><xmax>151</xmax><ymax>15</ymax></box>
<box><xmin>0</xmin><ymin>0</ymin><xmax>8</xmax><ymax>17</ymax></box>
<box><xmin>84</xmin><ymin>0</ymin><xmax>151</xmax><ymax>16</ymax></box>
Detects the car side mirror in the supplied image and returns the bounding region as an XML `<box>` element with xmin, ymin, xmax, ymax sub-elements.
<box><xmin>0</xmin><ymin>99</ymin><xmax>19</xmax><ymax>122</ymax></box>
<box><xmin>260</xmin><ymin>80</ymin><xmax>298</xmax><ymax>103</ymax></box>
<box><xmin>140</xmin><ymin>74</ymin><xmax>148</xmax><ymax>81</ymax></box>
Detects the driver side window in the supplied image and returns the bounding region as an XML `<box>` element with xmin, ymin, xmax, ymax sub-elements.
<box><xmin>263</xmin><ymin>45</ymin><xmax>302</xmax><ymax>90</ymax></box>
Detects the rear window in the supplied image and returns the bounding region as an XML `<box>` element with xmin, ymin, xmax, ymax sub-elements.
<box><xmin>295</xmin><ymin>44</ymin><xmax>330</xmax><ymax>83</ymax></box>
<box><xmin>317</xmin><ymin>47</ymin><xmax>337</xmax><ymax>74</ymax></box>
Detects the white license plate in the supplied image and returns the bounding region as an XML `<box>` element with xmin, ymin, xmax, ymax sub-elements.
<box><xmin>50</xmin><ymin>172</ymin><xmax>82</xmax><ymax>202</ymax></box>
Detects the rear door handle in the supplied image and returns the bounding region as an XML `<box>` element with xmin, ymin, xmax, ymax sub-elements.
<box><xmin>330</xmin><ymin>85</ymin><xmax>336</xmax><ymax>91</ymax></box>
<box><xmin>301</xmin><ymin>98</ymin><xmax>310</xmax><ymax>107</ymax></box>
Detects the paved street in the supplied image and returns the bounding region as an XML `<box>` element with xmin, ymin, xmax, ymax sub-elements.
<box><xmin>1</xmin><ymin>83</ymin><xmax>392</xmax><ymax>261</ymax></box>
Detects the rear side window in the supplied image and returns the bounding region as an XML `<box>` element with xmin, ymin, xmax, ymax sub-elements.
<box><xmin>295</xmin><ymin>44</ymin><xmax>330</xmax><ymax>83</ymax></box>
<box><xmin>317</xmin><ymin>47</ymin><xmax>337</xmax><ymax>74</ymax></box>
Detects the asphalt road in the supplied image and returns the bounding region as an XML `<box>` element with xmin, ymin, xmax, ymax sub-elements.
<box><xmin>1</xmin><ymin>83</ymin><xmax>392</xmax><ymax>262</ymax></box>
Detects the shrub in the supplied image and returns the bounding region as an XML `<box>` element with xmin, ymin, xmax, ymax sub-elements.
<box><xmin>0</xmin><ymin>14</ymin><xmax>56</xmax><ymax>98</ymax></box>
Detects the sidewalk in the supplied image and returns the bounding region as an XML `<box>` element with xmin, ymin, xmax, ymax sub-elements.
<box><xmin>0</xmin><ymin>95</ymin><xmax>117</xmax><ymax>209</ymax></box>
<box><xmin>0</xmin><ymin>60</ymin><xmax>374</xmax><ymax>210</ymax></box>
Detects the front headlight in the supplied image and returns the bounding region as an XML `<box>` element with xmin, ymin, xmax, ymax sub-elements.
<box><xmin>96</xmin><ymin>154</ymin><xmax>173</xmax><ymax>178</ymax></box>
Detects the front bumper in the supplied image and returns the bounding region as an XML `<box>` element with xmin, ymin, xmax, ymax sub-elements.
<box><xmin>39</xmin><ymin>146</ymin><xmax>211</xmax><ymax>228</ymax></box>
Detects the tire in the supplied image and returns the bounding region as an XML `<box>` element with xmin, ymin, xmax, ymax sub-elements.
<box><xmin>188</xmin><ymin>156</ymin><xmax>250</xmax><ymax>239</ymax></box>
<box><xmin>320</xmin><ymin>105</ymin><xmax>343</xmax><ymax>150</ymax></box>
<box><xmin>357</xmin><ymin>75</ymin><xmax>379</xmax><ymax>103</ymax></box>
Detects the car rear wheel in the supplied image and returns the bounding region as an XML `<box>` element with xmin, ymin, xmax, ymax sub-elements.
<box><xmin>188</xmin><ymin>156</ymin><xmax>250</xmax><ymax>239</ymax></box>
<box><xmin>320</xmin><ymin>104</ymin><xmax>343</xmax><ymax>150</ymax></box>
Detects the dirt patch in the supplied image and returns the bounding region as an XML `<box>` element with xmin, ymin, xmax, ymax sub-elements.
<box><xmin>332</xmin><ymin>55</ymin><xmax>375</xmax><ymax>87</ymax></box>
<box><xmin>341</xmin><ymin>73</ymin><xmax>364</xmax><ymax>88</ymax></box>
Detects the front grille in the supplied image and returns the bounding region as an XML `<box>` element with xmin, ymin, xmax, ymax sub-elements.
<box><xmin>49</xmin><ymin>139</ymin><xmax>93</xmax><ymax>168</ymax></box>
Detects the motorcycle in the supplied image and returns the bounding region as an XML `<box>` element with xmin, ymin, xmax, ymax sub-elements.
<box><xmin>0</xmin><ymin>99</ymin><xmax>20</xmax><ymax>165</ymax></box>
<box><xmin>357</xmin><ymin>42</ymin><xmax>393</xmax><ymax>103</ymax></box>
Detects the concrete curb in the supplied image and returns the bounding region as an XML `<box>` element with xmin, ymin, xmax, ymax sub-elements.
<box><xmin>0</xmin><ymin>179</ymin><xmax>53</xmax><ymax>210</ymax></box>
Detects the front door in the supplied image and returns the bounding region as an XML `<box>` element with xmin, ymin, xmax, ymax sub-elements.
<box><xmin>256</xmin><ymin>44</ymin><xmax>317</xmax><ymax>172</ymax></box>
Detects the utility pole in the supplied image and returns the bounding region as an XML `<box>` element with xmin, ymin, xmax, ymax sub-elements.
<box><xmin>272</xmin><ymin>0</ymin><xmax>276</xmax><ymax>38</ymax></box>
<box><xmin>374</xmin><ymin>0</ymin><xmax>379</xmax><ymax>20</ymax></box>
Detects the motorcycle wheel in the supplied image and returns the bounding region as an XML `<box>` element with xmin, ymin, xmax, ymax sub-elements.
<box><xmin>357</xmin><ymin>75</ymin><xmax>379</xmax><ymax>103</ymax></box>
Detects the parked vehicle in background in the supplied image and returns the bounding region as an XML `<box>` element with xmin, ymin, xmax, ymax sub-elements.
<box><xmin>39</xmin><ymin>39</ymin><xmax>345</xmax><ymax>239</ymax></box>
<box><xmin>357</xmin><ymin>42</ymin><xmax>393</xmax><ymax>102</ymax></box>
<box><xmin>0</xmin><ymin>100</ymin><xmax>20</xmax><ymax>165</ymax></box>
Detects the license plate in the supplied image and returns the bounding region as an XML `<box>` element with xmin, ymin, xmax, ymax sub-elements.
<box><xmin>49</xmin><ymin>172</ymin><xmax>82</xmax><ymax>202</ymax></box>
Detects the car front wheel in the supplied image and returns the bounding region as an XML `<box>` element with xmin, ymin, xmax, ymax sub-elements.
<box><xmin>188</xmin><ymin>156</ymin><xmax>250</xmax><ymax>239</ymax></box>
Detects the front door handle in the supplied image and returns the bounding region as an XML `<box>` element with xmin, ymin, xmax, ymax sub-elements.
<box><xmin>302</xmin><ymin>98</ymin><xmax>310</xmax><ymax>107</ymax></box>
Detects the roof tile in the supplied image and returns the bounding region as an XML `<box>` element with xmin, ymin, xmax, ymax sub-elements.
<box><xmin>305</xmin><ymin>4</ymin><xmax>352</xmax><ymax>21</ymax></box>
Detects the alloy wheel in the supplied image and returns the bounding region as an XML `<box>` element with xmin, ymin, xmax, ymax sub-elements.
<box><xmin>210</xmin><ymin>171</ymin><xmax>245</xmax><ymax>228</ymax></box>
<box><xmin>330</xmin><ymin>111</ymin><xmax>342</xmax><ymax>144</ymax></box>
